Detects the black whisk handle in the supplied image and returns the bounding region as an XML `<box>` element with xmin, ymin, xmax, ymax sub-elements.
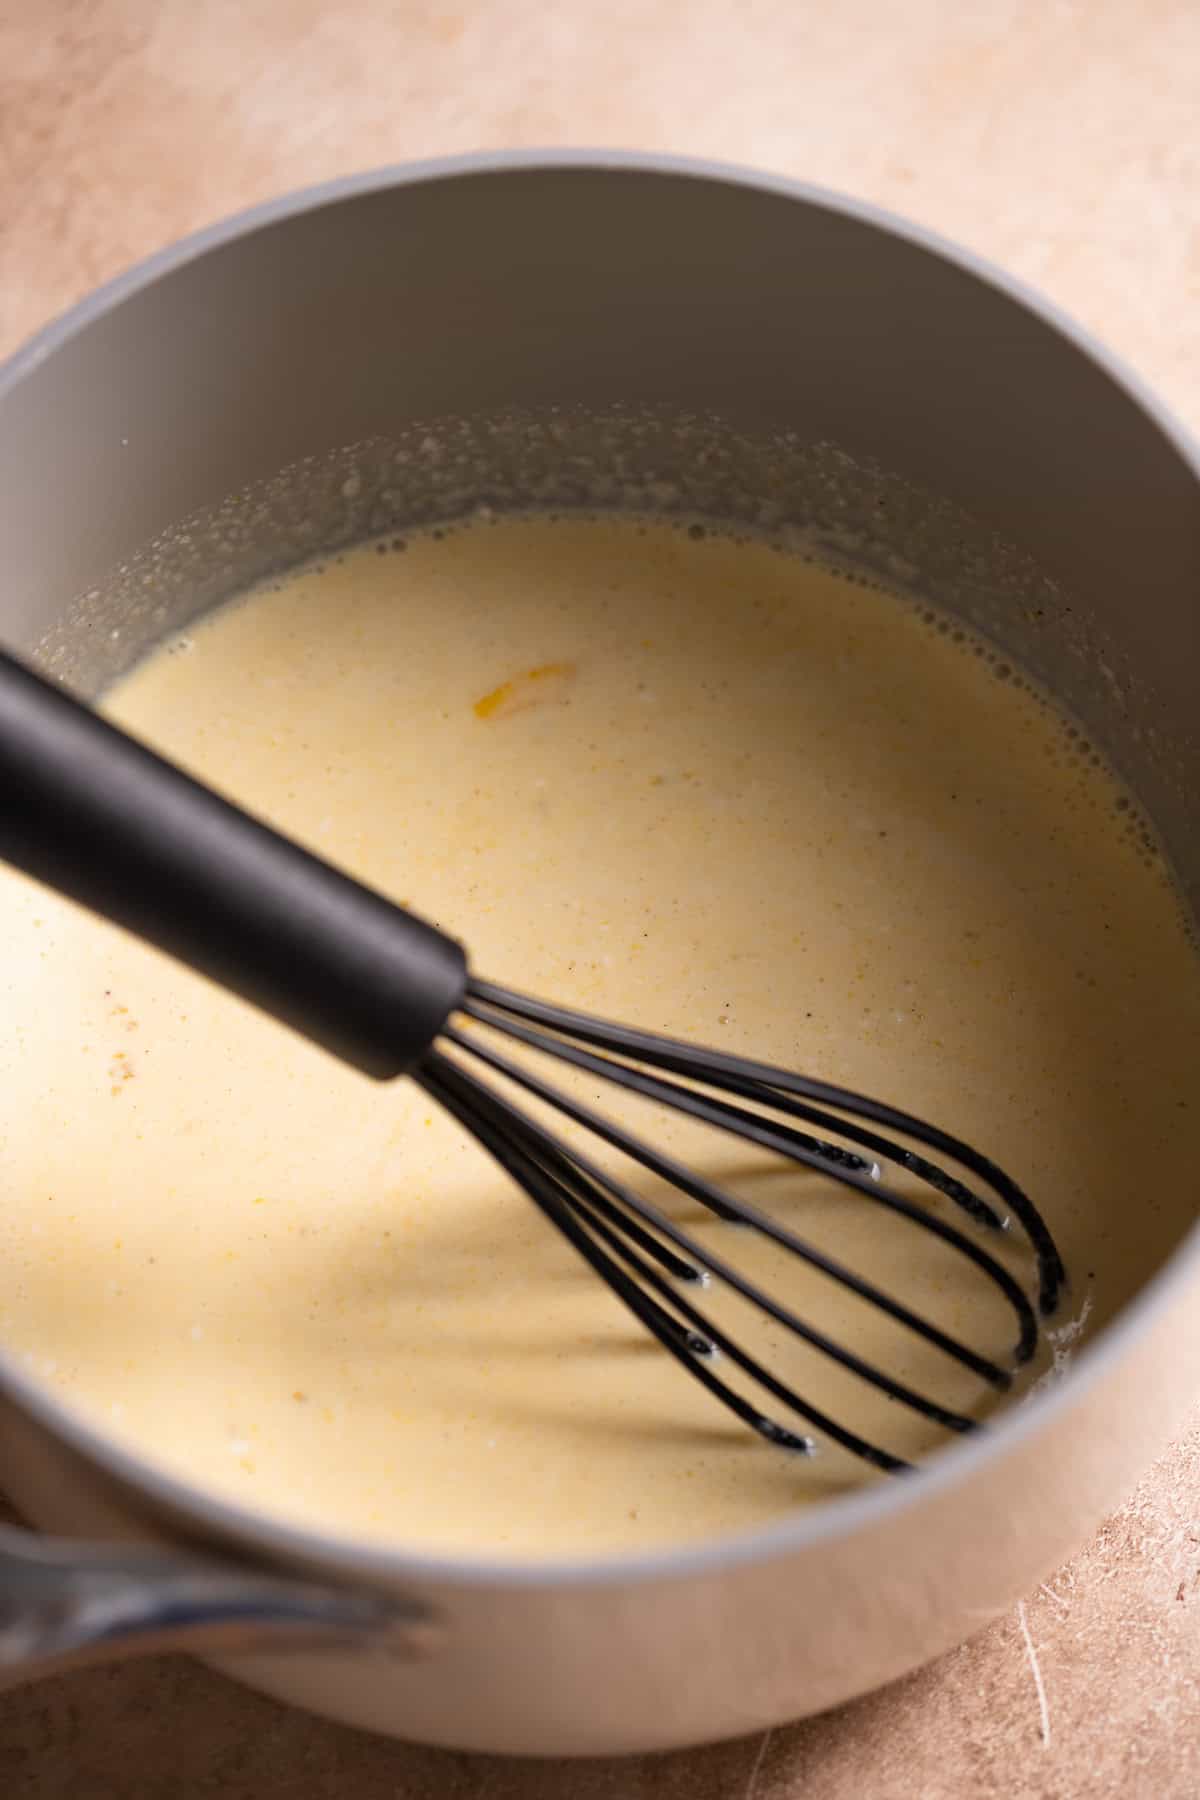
<box><xmin>0</xmin><ymin>649</ymin><xmax>467</xmax><ymax>1078</ymax></box>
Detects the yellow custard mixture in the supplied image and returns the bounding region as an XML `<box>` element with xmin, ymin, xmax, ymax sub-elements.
<box><xmin>1</xmin><ymin>516</ymin><xmax>1197</xmax><ymax>1554</ymax></box>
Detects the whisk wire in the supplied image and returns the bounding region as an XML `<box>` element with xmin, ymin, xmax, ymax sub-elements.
<box><xmin>454</xmin><ymin>1007</ymin><xmax>1037</xmax><ymax>1367</ymax></box>
<box><xmin>418</xmin><ymin>1051</ymin><xmax>823</xmax><ymax>1460</ymax></box>
<box><xmin>426</xmin><ymin>969</ymin><xmax>1066</xmax><ymax>1470</ymax></box>
<box><xmin>467</xmin><ymin>978</ymin><xmax>1064</xmax><ymax>1315</ymax></box>
<box><xmin>442</xmin><ymin>1027</ymin><xmax>1002</xmax><ymax>1416</ymax></box>
<box><xmin>419</xmin><ymin>1049</ymin><xmax>932</xmax><ymax>1470</ymax></box>
<box><xmin>463</xmin><ymin>1071</ymin><xmax>935</xmax><ymax>1471</ymax></box>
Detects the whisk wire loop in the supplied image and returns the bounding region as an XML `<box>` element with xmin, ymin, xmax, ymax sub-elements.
<box><xmin>409</xmin><ymin>978</ymin><xmax>1067</xmax><ymax>1473</ymax></box>
<box><xmin>467</xmin><ymin>979</ymin><xmax>1064</xmax><ymax>1315</ymax></box>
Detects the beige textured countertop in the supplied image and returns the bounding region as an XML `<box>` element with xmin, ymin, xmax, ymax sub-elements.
<box><xmin>2</xmin><ymin>2</ymin><xmax>1199</xmax><ymax>1794</ymax></box>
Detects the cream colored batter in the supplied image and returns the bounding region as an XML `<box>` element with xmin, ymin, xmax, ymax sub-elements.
<box><xmin>1</xmin><ymin>516</ymin><xmax>1198</xmax><ymax>1555</ymax></box>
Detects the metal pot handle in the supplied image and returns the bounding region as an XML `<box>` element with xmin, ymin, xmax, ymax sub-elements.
<box><xmin>0</xmin><ymin>1521</ymin><xmax>437</xmax><ymax>1688</ymax></box>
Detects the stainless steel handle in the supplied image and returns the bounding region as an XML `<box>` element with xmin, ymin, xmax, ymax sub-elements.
<box><xmin>0</xmin><ymin>1522</ymin><xmax>438</xmax><ymax>1688</ymax></box>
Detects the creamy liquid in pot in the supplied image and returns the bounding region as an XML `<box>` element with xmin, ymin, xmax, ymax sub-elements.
<box><xmin>2</xmin><ymin>516</ymin><xmax>1198</xmax><ymax>1555</ymax></box>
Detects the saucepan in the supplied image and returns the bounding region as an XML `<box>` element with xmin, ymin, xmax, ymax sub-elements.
<box><xmin>0</xmin><ymin>153</ymin><xmax>1197</xmax><ymax>1756</ymax></box>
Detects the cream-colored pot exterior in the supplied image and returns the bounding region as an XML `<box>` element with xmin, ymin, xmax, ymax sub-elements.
<box><xmin>0</xmin><ymin>155</ymin><xmax>1198</xmax><ymax>1755</ymax></box>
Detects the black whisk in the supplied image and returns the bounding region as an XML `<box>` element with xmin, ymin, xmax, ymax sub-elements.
<box><xmin>0</xmin><ymin>649</ymin><xmax>1065</xmax><ymax>1474</ymax></box>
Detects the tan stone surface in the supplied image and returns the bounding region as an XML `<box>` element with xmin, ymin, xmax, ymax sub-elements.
<box><xmin>1</xmin><ymin>1</ymin><xmax>1199</xmax><ymax>1793</ymax></box>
